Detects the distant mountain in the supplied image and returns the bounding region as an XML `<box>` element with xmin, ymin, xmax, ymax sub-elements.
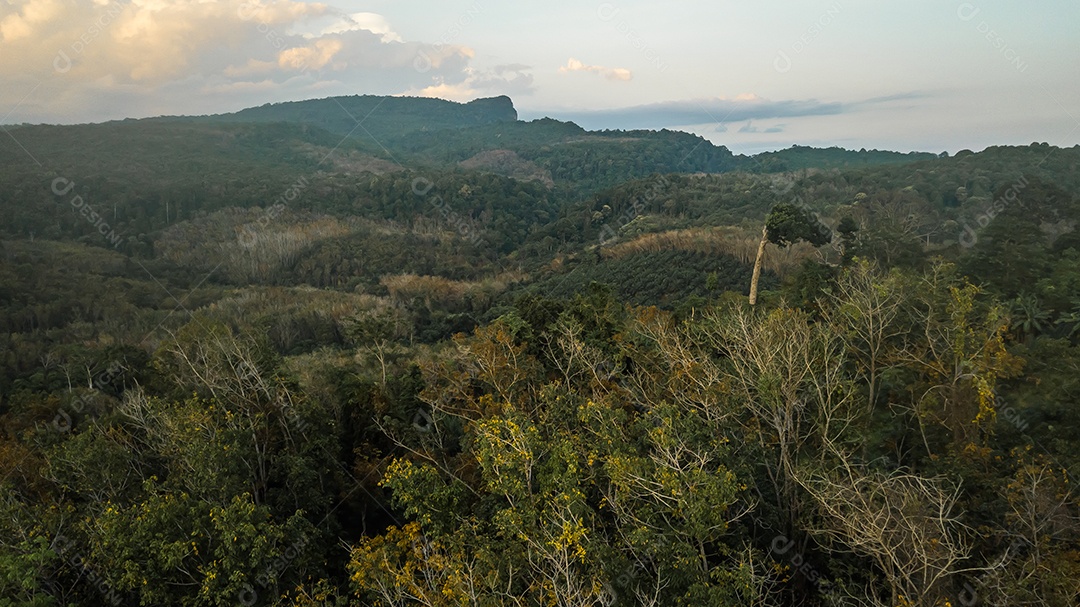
<box><xmin>386</xmin><ymin>117</ymin><xmax>746</xmax><ymax>191</ymax></box>
<box><xmin>162</xmin><ymin>95</ymin><xmax>743</xmax><ymax>191</ymax></box>
<box><xmin>752</xmin><ymin>144</ymin><xmax>939</xmax><ymax>172</ymax></box>
<box><xmin>141</xmin><ymin>94</ymin><xmax>955</xmax><ymax>193</ymax></box>
<box><xmin>162</xmin><ymin>94</ymin><xmax>518</xmax><ymax>141</ymax></box>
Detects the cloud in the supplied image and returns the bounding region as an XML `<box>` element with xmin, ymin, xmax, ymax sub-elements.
<box><xmin>278</xmin><ymin>38</ymin><xmax>344</xmax><ymax>71</ymax></box>
<box><xmin>410</xmin><ymin>64</ymin><xmax>535</xmax><ymax>101</ymax></box>
<box><xmin>0</xmin><ymin>0</ymin><xmax>483</xmax><ymax>123</ymax></box>
<box><xmin>857</xmin><ymin>92</ymin><xmax>929</xmax><ymax>105</ymax></box>
<box><xmin>558</xmin><ymin>57</ymin><xmax>632</xmax><ymax>81</ymax></box>
<box><xmin>737</xmin><ymin>121</ymin><xmax>784</xmax><ymax>134</ymax></box>
<box><xmin>477</xmin><ymin>64</ymin><xmax>535</xmax><ymax>94</ymax></box>
<box><xmin>321</xmin><ymin>12</ymin><xmax>402</xmax><ymax>42</ymax></box>
<box><xmin>547</xmin><ymin>95</ymin><xmax>844</xmax><ymax>130</ymax></box>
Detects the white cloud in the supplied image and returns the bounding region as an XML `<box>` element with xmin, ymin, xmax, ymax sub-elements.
<box><xmin>278</xmin><ymin>38</ymin><xmax>343</xmax><ymax>71</ymax></box>
<box><xmin>409</xmin><ymin>64</ymin><xmax>535</xmax><ymax>101</ymax></box>
<box><xmin>321</xmin><ymin>12</ymin><xmax>402</xmax><ymax>42</ymax></box>
<box><xmin>0</xmin><ymin>0</ymin><xmax>483</xmax><ymax>123</ymax></box>
<box><xmin>558</xmin><ymin>57</ymin><xmax>632</xmax><ymax>82</ymax></box>
<box><xmin>414</xmin><ymin>81</ymin><xmax>476</xmax><ymax>102</ymax></box>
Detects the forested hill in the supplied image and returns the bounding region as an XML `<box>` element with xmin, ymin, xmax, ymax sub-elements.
<box><xmin>753</xmin><ymin>144</ymin><xmax>939</xmax><ymax>171</ymax></box>
<box><xmin>3</xmin><ymin>93</ymin><xmax>1080</xmax><ymax>606</ymax></box>
<box><xmin>147</xmin><ymin>94</ymin><xmax>945</xmax><ymax>192</ymax></box>
<box><xmin>385</xmin><ymin>117</ymin><xmax>746</xmax><ymax>190</ymax></box>
<box><xmin>160</xmin><ymin>94</ymin><xmax>519</xmax><ymax>140</ymax></box>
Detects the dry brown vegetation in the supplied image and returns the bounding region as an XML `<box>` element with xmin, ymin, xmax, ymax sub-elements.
<box><xmin>297</xmin><ymin>142</ymin><xmax>403</xmax><ymax>174</ymax></box>
<box><xmin>599</xmin><ymin>226</ymin><xmax>832</xmax><ymax>277</ymax></box>
<box><xmin>459</xmin><ymin>149</ymin><xmax>555</xmax><ymax>187</ymax></box>
<box><xmin>156</xmin><ymin>209</ymin><xmax>424</xmax><ymax>283</ymax></box>
<box><xmin>380</xmin><ymin>270</ymin><xmax>527</xmax><ymax>311</ymax></box>
<box><xmin>205</xmin><ymin>286</ymin><xmax>381</xmax><ymax>324</ymax></box>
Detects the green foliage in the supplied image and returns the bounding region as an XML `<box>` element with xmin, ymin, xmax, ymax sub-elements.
<box><xmin>0</xmin><ymin>534</ymin><xmax>58</xmax><ymax>607</ymax></box>
<box><xmin>765</xmin><ymin>203</ymin><xmax>832</xmax><ymax>247</ymax></box>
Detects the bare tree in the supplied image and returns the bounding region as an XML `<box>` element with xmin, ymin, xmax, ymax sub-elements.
<box><xmin>824</xmin><ymin>260</ymin><xmax>907</xmax><ymax>416</ymax></box>
<box><xmin>136</xmin><ymin>326</ymin><xmax>305</xmax><ymax>504</ymax></box>
<box><xmin>796</xmin><ymin>460</ymin><xmax>973</xmax><ymax>607</ymax></box>
<box><xmin>701</xmin><ymin>304</ymin><xmax>852</xmax><ymax>533</ymax></box>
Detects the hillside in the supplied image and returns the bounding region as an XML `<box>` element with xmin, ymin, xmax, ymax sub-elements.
<box><xmin>162</xmin><ymin>94</ymin><xmax>519</xmax><ymax>140</ymax></box>
<box><xmin>2</xmin><ymin>94</ymin><xmax>1080</xmax><ymax>607</ymax></box>
<box><xmin>148</xmin><ymin>95</ymin><xmax>964</xmax><ymax>194</ymax></box>
<box><xmin>752</xmin><ymin>144</ymin><xmax>940</xmax><ymax>171</ymax></box>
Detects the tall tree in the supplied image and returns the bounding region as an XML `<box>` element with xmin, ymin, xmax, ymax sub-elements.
<box><xmin>749</xmin><ymin>204</ymin><xmax>832</xmax><ymax>305</ymax></box>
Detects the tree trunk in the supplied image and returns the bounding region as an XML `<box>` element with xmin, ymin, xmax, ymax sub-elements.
<box><xmin>749</xmin><ymin>224</ymin><xmax>769</xmax><ymax>306</ymax></box>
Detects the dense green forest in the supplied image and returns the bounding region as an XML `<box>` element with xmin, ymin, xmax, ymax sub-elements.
<box><xmin>2</xmin><ymin>94</ymin><xmax>1079</xmax><ymax>607</ymax></box>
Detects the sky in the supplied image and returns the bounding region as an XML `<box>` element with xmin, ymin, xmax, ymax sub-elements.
<box><xmin>1</xmin><ymin>0</ymin><xmax>1077</xmax><ymax>154</ymax></box>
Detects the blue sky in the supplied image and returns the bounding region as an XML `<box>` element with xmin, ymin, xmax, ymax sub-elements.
<box><xmin>2</xmin><ymin>0</ymin><xmax>1077</xmax><ymax>153</ymax></box>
